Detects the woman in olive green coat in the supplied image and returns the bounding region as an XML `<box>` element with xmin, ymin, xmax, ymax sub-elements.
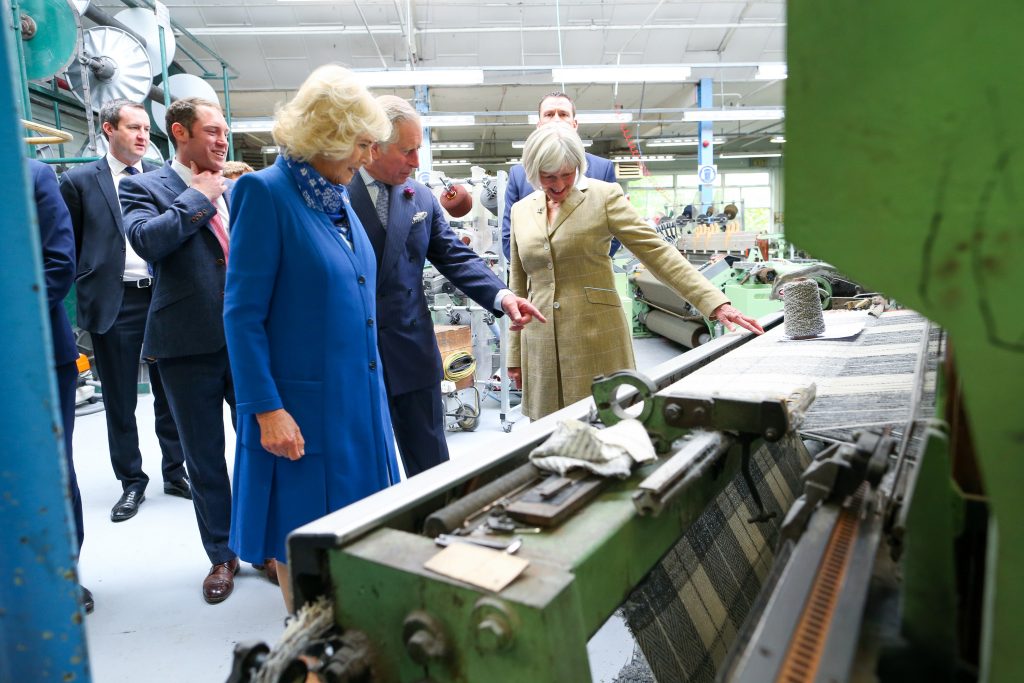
<box><xmin>508</xmin><ymin>124</ymin><xmax>763</xmax><ymax>420</ymax></box>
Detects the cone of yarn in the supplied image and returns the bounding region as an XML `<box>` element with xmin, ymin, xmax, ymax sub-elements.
<box><xmin>784</xmin><ymin>278</ymin><xmax>826</xmax><ymax>339</ymax></box>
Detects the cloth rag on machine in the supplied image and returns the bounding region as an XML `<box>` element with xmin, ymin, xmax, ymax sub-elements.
<box><xmin>529</xmin><ymin>419</ymin><xmax>656</xmax><ymax>478</ymax></box>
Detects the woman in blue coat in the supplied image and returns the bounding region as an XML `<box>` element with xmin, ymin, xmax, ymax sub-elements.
<box><xmin>224</xmin><ymin>65</ymin><xmax>398</xmax><ymax>611</ymax></box>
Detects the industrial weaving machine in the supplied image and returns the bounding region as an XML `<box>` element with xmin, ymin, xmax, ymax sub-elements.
<box><xmin>228</xmin><ymin>307</ymin><xmax>942</xmax><ymax>683</ymax></box>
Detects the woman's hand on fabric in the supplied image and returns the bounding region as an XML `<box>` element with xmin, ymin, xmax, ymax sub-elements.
<box><xmin>255</xmin><ymin>409</ymin><xmax>306</xmax><ymax>460</ymax></box>
<box><xmin>507</xmin><ymin>367</ymin><xmax>523</xmax><ymax>389</ymax></box>
<box><xmin>711</xmin><ymin>303</ymin><xmax>765</xmax><ymax>335</ymax></box>
<box><xmin>500</xmin><ymin>294</ymin><xmax>547</xmax><ymax>331</ymax></box>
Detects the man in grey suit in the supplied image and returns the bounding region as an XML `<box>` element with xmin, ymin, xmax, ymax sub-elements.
<box><xmin>60</xmin><ymin>99</ymin><xmax>188</xmax><ymax>524</ymax></box>
<box><xmin>121</xmin><ymin>97</ymin><xmax>239</xmax><ymax>604</ymax></box>
<box><xmin>502</xmin><ymin>91</ymin><xmax>619</xmax><ymax>261</ymax></box>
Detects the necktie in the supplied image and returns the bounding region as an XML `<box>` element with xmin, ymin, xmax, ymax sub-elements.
<box><xmin>373</xmin><ymin>180</ymin><xmax>390</xmax><ymax>228</ymax></box>
<box><xmin>123</xmin><ymin>166</ymin><xmax>139</xmax><ymax>176</ymax></box>
<box><xmin>208</xmin><ymin>213</ymin><xmax>230</xmax><ymax>264</ymax></box>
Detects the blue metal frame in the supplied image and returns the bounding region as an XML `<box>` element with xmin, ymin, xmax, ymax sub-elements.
<box><xmin>697</xmin><ymin>77</ymin><xmax>715</xmax><ymax>210</ymax></box>
<box><xmin>0</xmin><ymin>4</ymin><xmax>91</xmax><ymax>680</ymax></box>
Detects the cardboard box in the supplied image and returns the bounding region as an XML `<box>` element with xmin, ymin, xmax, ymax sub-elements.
<box><xmin>434</xmin><ymin>324</ymin><xmax>474</xmax><ymax>390</ymax></box>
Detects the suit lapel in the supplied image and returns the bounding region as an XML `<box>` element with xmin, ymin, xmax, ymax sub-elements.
<box><xmin>94</xmin><ymin>158</ymin><xmax>123</xmax><ymax>233</ymax></box>
<box><xmin>547</xmin><ymin>186</ymin><xmax>585</xmax><ymax>238</ymax></box>
<box><xmin>379</xmin><ymin>181</ymin><xmax>414</xmax><ymax>281</ymax></box>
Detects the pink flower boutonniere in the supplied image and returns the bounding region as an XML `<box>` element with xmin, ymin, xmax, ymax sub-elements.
<box><xmin>403</xmin><ymin>187</ymin><xmax>415</xmax><ymax>199</ymax></box>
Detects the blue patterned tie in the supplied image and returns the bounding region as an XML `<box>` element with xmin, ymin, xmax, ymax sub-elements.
<box><xmin>373</xmin><ymin>180</ymin><xmax>390</xmax><ymax>228</ymax></box>
<box><xmin>123</xmin><ymin>166</ymin><xmax>139</xmax><ymax>175</ymax></box>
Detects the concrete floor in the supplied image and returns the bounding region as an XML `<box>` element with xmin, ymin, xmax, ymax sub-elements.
<box><xmin>75</xmin><ymin>335</ymin><xmax>686</xmax><ymax>682</ymax></box>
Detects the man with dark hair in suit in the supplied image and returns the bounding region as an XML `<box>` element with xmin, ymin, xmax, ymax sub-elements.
<box><xmin>28</xmin><ymin>158</ymin><xmax>93</xmax><ymax>612</ymax></box>
<box><xmin>347</xmin><ymin>95</ymin><xmax>544</xmax><ymax>477</ymax></box>
<box><xmin>501</xmin><ymin>91</ymin><xmax>619</xmax><ymax>261</ymax></box>
<box><xmin>121</xmin><ymin>97</ymin><xmax>240</xmax><ymax>604</ymax></box>
<box><xmin>60</xmin><ymin>99</ymin><xmax>188</xmax><ymax>524</ymax></box>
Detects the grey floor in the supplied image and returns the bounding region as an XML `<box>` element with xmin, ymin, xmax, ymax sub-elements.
<box><xmin>76</xmin><ymin>335</ymin><xmax>686</xmax><ymax>682</ymax></box>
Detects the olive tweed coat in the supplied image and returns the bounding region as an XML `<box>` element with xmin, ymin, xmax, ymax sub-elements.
<box><xmin>508</xmin><ymin>178</ymin><xmax>728</xmax><ymax>419</ymax></box>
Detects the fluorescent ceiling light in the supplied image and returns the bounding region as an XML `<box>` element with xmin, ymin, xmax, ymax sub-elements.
<box><xmin>355</xmin><ymin>69</ymin><xmax>484</xmax><ymax>88</ymax></box>
<box><xmin>755</xmin><ymin>64</ymin><xmax>788</xmax><ymax>80</ymax></box>
<box><xmin>719</xmin><ymin>152</ymin><xmax>782</xmax><ymax>159</ymax></box>
<box><xmin>612</xmin><ymin>154</ymin><xmax>675</xmax><ymax>162</ymax></box>
<box><xmin>512</xmin><ymin>139</ymin><xmax>592</xmax><ymax>149</ymax></box>
<box><xmin>552</xmin><ymin>65</ymin><xmax>691</xmax><ymax>84</ymax></box>
<box><xmin>683</xmin><ymin>108</ymin><xmax>785</xmax><ymax>122</ymax></box>
<box><xmin>770</xmin><ymin>136</ymin><xmax>786</xmax><ymax>143</ymax></box>
<box><xmin>506</xmin><ymin>158</ymin><xmax>521</xmax><ymax>165</ymax></box>
<box><xmin>422</xmin><ymin>115</ymin><xmax>476</xmax><ymax>127</ymax></box>
<box><xmin>261</xmin><ymin>145</ymin><xmax>280</xmax><ymax>154</ymax></box>
<box><xmin>431</xmin><ymin>142</ymin><xmax>474</xmax><ymax>151</ymax></box>
<box><xmin>434</xmin><ymin>159</ymin><xmax>470</xmax><ymax>166</ymax></box>
<box><xmin>527</xmin><ymin>112</ymin><xmax>632</xmax><ymax>125</ymax></box>
<box><xmin>647</xmin><ymin>137</ymin><xmax>725</xmax><ymax>147</ymax></box>
<box><xmin>231</xmin><ymin>118</ymin><xmax>274</xmax><ymax>133</ymax></box>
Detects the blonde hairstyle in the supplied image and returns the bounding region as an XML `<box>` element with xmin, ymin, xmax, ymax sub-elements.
<box><xmin>375</xmin><ymin>95</ymin><xmax>420</xmax><ymax>148</ymax></box>
<box><xmin>222</xmin><ymin>160</ymin><xmax>254</xmax><ymax>179</ymax></box>
<box><xmin>521</xmin><ymin>123</ymin><xmax>588</xmax><ymax>188</ymax></box>
<box><xmin>272</xmin><ymin>65</ymin><xmax>391</xmax><ymax>162</ymax></box>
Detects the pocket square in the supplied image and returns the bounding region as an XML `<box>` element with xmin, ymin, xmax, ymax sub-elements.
<box><xmin>412</xmin><ymin>211</ymin><xmax>428</xmax><ymax>223</ymax></box>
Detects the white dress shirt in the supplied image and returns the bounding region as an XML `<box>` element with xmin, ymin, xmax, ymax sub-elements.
<box><xmin>107</xmin><ymin>153</ymin><xmax>150</xmax><ymax>282</ymax></box>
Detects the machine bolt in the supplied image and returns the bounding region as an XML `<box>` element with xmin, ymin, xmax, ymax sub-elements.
<box><xmin>764</xmin><ymin>428</ymin><xmax>779</xmax><ymax>441</ymax></box>
<box><xmin>471</xmin><ymin>597</ymin><xmax>518</xmax><ymax>653</ymax></box>
<box><xmin>402</xmin><ymin>611</ymin><xmax>448</xmax><ymax>665</ymax></box>
<box><xmin>476</xmin><ymin>617</ymin><xmax>512</xmax><ymax>652</ymax></box>
<box><xmin>691</xmin><ymin>406</ymin><xmax>706</xmax><ymax>421</ymax></box>
<box><xmin>20</xmin><ymin>14</ymin><xmax>37</xmax><ymax>40</ymax></box>
<box><xmin>664</xmin><ymin>404</ymin><xmax>682</xmax><ymax>422</ymax></box>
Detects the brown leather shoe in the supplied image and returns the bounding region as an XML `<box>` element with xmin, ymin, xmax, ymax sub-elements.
<box><xmin>262</xmin><ymin>558</ymin><xmax>280</xmax><ymax>586</ymax></box>
<box><xmin>202</xmin><ymin>558</ymin><xmax>239</xmax><ymax>604</ymax></box>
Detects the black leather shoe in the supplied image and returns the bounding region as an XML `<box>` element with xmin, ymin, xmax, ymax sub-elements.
<box><xmin>82</xmin><ymin>586</ymin><xmax>94</xmax><ymax>614</ymax></box>
<box><xmin>163</xmin><ymin>476</ymin><xmax>192</xmax><ymax>500</ymax></box>
<box><xmin>110</xmin><ymin>489</ymin><xmax>145</xmax><ymax>522</ymax></box>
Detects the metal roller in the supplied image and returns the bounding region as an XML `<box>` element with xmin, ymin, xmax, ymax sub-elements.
<box><xmin>644</xmin><ymin>310</ymin><xmax>711</xmax><ymax>348</ymax></box>
<box><xmin>114</xmin><ymin>7</ymin><xmax>175</xmax><ymax>77</ymax></box>
<box><xmin>149</xmin><ymin>73</ymin><xmax>218</xmax><ymax>134</ymax></box>
<box><xmin>19</xmin><ymin>0</ymin><xmax>78</xmax><ymax>82</ymax></box>
<box><xmin>66</xmin><ymin>26</ymin><xmax>152</xmax><ymax>111</ymax></box>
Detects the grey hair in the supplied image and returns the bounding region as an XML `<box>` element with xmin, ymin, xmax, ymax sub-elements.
<box><xmin>521</xmin><ymin>123</ymin><xmax>588</xmax><ymax>188</ymax></box>
<box><xmin>375</xmin><ymin>95</ymin><xmax>420</xmax><ymax>147</ymax></box>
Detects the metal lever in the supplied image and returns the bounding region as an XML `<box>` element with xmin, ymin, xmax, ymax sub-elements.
<box><xmin>435</xmin><ymin>534</ymin><xmax>523</xmax><ymax>554</ymax></box>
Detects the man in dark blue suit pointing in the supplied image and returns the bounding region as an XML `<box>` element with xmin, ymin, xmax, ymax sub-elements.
<box><xmin>348</xmin><ymin>96</ymin><xmax>544</xmax><ymax>477</ymax></box>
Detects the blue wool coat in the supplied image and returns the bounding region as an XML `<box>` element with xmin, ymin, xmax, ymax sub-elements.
<box><xmin>223</xmin><ymin>157</ymin><xmax>398</xmax><ymax>563</ymax></box>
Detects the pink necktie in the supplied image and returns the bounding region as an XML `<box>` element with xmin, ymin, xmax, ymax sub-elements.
<box><xmin>208</xmin><ymin>213</ymin><xmax>229</xmax><ymax>264</ymax></box>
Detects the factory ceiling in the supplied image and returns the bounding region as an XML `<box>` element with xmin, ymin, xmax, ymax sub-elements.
<box><xmin>83</xmin><ymin>0</ymin><xmax>787</xmax><ymax>170</ymax></box>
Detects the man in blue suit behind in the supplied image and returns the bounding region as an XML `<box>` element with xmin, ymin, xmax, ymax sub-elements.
<box><xmin>348</xmin><ymin>96</ymin><xmax>544</xmax><ymax>477</ymax></box>
<box><xmin>501</xmin><ymin>91</ymin><xmax>619</xmax><ymax>261</ymax></box>
<box><xmin>59</xmin><ymin>99</ymin><xmax>188</xmax><ymax>524</ymax></box>
<box><xmin>27</xmin><ymin>158</ymin><xmax>92</xmax><ymax>612</ymax></box>
<box><xmin>121</xmin><ymin>97</ymin><xmax>240</xmax><ymax>604</ymax></box>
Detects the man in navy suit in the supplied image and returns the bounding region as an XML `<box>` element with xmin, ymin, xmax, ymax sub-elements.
<box><xmin>502</xmin><ymin>91</ymin><xmax>618</xmax><ymax>261</ymax></box>
<box><xmin>28</xmin><ymin>158</ymin><xmax>92</xmax><ymax>612</ymax></box>
<box><xmin>121</xmin><ymin>97</ymin><xmax>240</xmax><ymax>604</ymax></box>
<box><xmin>348</xmin><ymin>96</ymin><xmax>543</xmax><ymax>477</ymax></box>
<box><xmin>59</xmin><ymin>99</ymin><xmax>188</xmax><ymax>524</ymax></box>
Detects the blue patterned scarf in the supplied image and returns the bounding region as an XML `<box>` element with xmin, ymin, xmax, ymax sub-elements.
<box><xmin>282</xmin><ymin>155</ymin><xmax>351</xmax><ymax>238</ymax></box>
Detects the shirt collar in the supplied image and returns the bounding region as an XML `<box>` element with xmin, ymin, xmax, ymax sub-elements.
<box><xmin>107</xmin><ymin>153</ymin><xmax>141</xmax><ymax>175</ymax></box>
<box><xmin>171</xmin><ymin>158</ymin><xmax>193</xmax><ymax>186</ymax></box>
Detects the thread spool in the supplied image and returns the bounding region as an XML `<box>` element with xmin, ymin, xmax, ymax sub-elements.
<box><xmin>783</xmin><ymin>278</ymin><xmax>825</xmax><ymax>339</ymax></box>
<box><xmin>440</xmin><ymin>184</ymin><xmax>473</xmax><ymax>217</ymax></box>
